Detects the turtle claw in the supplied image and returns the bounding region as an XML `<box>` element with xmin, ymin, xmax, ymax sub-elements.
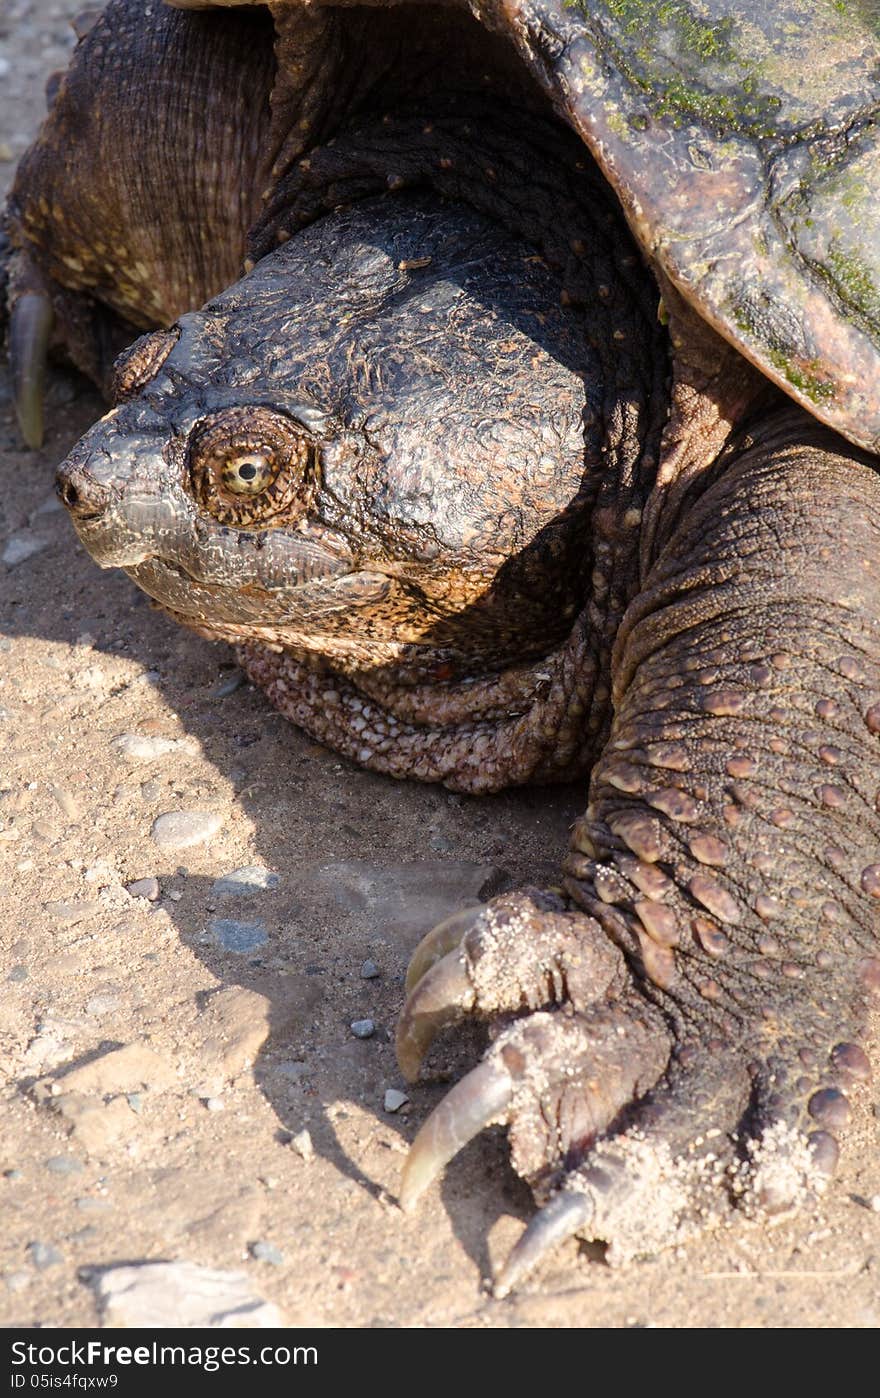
<box><xmin>404</xmin><ymin>906</ymin><xmax>483</xmax><ymax>994</ymax></box>
<box><xmin>10</xmin><ymin>290</ymin><xmax>53</xmax><ymax>448</ymax></box>
<box><xmin>399</xmin><ymin>1058</ymin><xmax>513</xmax><ymax>1212</ymax></box>
<box><xmin>396</xmin><ymin>946</ymin><xmax>476</xmax><ymax>1082</ymax></box>
<box><xmin>397</xmin><ymin>890</ymin><xmax>628</xmax><ymax>1083</ymax></box>
<box><xmin>493</xmin><ymin>1190</ymin><xmax>594</xmax><ymax>1299</ymax></box>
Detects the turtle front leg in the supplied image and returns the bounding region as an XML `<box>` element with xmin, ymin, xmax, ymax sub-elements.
<box><xmin>397</xmin><ymin>413</ymin><xmax>880</xmax><ymax>1292</ymax></box>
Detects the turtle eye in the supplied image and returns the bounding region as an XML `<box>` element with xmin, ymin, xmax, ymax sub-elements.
<box><xmin>222</xmin><ymin>453</ymin><xmax>277</xmax><ymax>495</ymax></box>
<box><xmin>187</xmin><ymin>406</ymin><xmax>318</xmax><ymax>528</ymax></box>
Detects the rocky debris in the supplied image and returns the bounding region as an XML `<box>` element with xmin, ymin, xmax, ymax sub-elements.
<box><xmin>210</xmin><ymin>865</ymin><xmax>279</xmax><ymax>897</ymax></box>
<box><xmin>249</xmin><ymin>1241</ymin><xmax>284</xmax><ymax>1266</ymax></box>
<box><xmin>85</xmin><ymin>993</ymin><xmax>123</xmax><ymax>1017</ymax></box>
<box><xmin>50</xmin><ymin>785</ymin><xmax>81</xmax><ymax>821</ymax></box>
<box><xmin>350</xmin><ymin>1018</ymin><xmax>375</xmax><ymax>1039</ymax></box>
<box><xmin>44</xmin><ymin>1155</ymin><xmax>84</xmax><ymax>1176</ymax></box>
<box><xmin>360</xmin><ymin>959</ymin><xmax>380</xmax><ymax>979</ymax></box>
<box><xmin>44</xmin><ymin>899</ymin><xmax>102</xmax><ymax>927</ymax></box>
<box><xmin>206</xmin><ymin>917</ymin><xmax>267</xmax><ymax>953</ymax></box>
<box><xmin>151</xmin><ymin>810</ymin><xmax>221</xmax><ymax>849</ymax></box>
<box><xmin>125</xmin><ymin>876</ymin><xmax>160</xmax><ymax>900</ymax></box>
<box><xmin>28</xmin><ymin>1242</ymin><xmax>62</xmax><ymax>1270</ymax></box>
<box><xmin>43</xmin><ymin>1042</ymin><xmax>177</xmax><ymax>1097</ymax></box>
<box><xmin>112</xmin><ymin>733</ymin><xmax>199</xmax><ymax>763</ymax></box>
<box><xmin>204</xmin><ymin>1096</ymin><xmax>225</xmax><ymax>1112</ymax></box>
<box><xmin>290</xmin><ymin>1129</ymin><xmax>314</xmax><ymax>1163</ymax></box>
<box><xmin>305</xmin><ymin>860</ymin><xmax>505</xmax><ymax>946</ymax></box>
<box><xmin>2</xmin><ymin>532</ymin><xmax>51</xmax><ymax>566</ymax></box>
<box><xmin>197</xmin><ymin>987</ymin><xmax>271</xmax><ymax>1078</ymax></box>
<box><xmin>383</xmin><ymin>1089</ymin><xmax>409</xmax><ymax>1113</ymax></box>
<box><xmin>275</xmin><ymin>1060</ymin><xmax>308</xmax><ymax>1082</ymax></box>
<box><xmin>22</xmin><ymin>1017</ymin><xmax>80</xmax><ymax>1073</ymax></box>
<box><xmin>47</xmin><ymin>1093</ymin><xmax>139</xmax><ymax>1156</ymax></box>
<box><xmin>92</xmin><ymin>1261</ymin><xmax>283</xmax><ymax>1328</ymax></box>
<box><xmin>211</xmin><ymin>669</ymin><xmax>245</xmax><ymax>698</ymax></box>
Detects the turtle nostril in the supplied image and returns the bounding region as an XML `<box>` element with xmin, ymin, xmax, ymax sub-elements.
<box><xmin>55</xmin><ymin>463</ymin><xmax>109</xmax><ymax>522</ymax></box>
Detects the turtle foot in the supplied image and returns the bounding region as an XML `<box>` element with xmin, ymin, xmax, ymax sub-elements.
<box><xmin>397</xmin><ymin>894</ymin><xmax>853</xmax><ymax>1295</ymax></box>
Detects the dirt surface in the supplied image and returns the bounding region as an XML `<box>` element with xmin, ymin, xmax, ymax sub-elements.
<box><xmin>1</xmin><ymin>0</ymin><xmax>879</xmax><ymax>1331</ymax></box>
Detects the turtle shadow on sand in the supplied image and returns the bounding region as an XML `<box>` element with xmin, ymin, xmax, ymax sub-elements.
<box><xmin>1</xmin><ymin>373</ymin><xmax>576</xmax><ymax>1291</ymax></box>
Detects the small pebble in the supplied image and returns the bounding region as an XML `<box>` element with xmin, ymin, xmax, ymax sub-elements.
<box><xmin>32</xmin><ymin>492</ymin><xmax>64</xmax><ymax>517</ymax></box>
<box><xmin>44</xmin><ymin>899</ymin><xmax>102</xmax><ymax>927</ymax></box>
<box><xmin>212</xmin><ymin>669</ymin><xmax>245</xmax><ymax>698</ymax></box>
<box><xmin>51</xmin><ymin>785</ymin><xmax>81</xmax><ymax>821</ymax></box>
<box><xmin>204</xmin><ymin>1097</ymin><xmax>225</xmax><ymax>1112</ymax></box>
<box><xmin>85</xmin><ymin>994</ymin><xmax>122</xmax><ymax>1016</ymax></box>
<box><xmin>291</xmin><ymin>1129</ymin><xmax>314</xmax><ymax>1163</ymax></box>
<box><xmin>2</xmin><ymin>533</ymin><xmax>50</xmax><ymax>567</ymax></box>
<box><xmin>44</xmin><ymin>1156</ymin><xmax>83</xmax><ymax>1176</ymax></box>
<box><xmin>113</xmin><ymin>733</ymin><xmax>197</xmax><ymax>763</ymax></box>
<box><xmin>4</xmin><ymin>1272</ymin><xmax>29</xmax><ymax>1292</ymax></box>
<box><xmin>249</xmin><ymin>1241</ymin><xmax>284</xmax><ymax>1266</ymax></box>
<box><xmin>207</xmin><ymin>918</ymin><xmax>268</xmax><ymax>953</ymax></box>
<box><xmin>151</xmin><ymin>810</ymin><xmax>222</xmax><ymax>850</ymax></box>
<box><xmin>276</xmin><ymin>1060</ymin><xmax>307</xmax><ymax>1081</ymax></box>
<box><xmin>360</xmin><ymin>959</ymin><xmax>380</xmax><ymax>979</ymax></box>
<box><xmin>75</xmin><ymin>1198</ymin><xmax>111</xmax><ymax>1214</ymax></box>
<box><xmin>4</xmin><ymin>1170</ymin><xmax>23</xmax><ymax>1183</ymax></box>
<box><xmin>384</xmin><ymin>1089</ymin><xmax>410</xmax><ymax>1113</ymax></box>
<box><xmin>93</xmin><ymin>1260</ymin><xmax>282</xmax><ymax>1328</ymax></box>
<box><xmin>211</xmin><ymin>865</ymin><xmax>279</xmax><ymax>897</ymax></box>
<box><xmin>126</xmin><ymin>877</ymin><xmax>160</xmax><ymax>901</ymax></box>
<box><xmin>8</xmin><ymin>965</ymin><xmax>28</xmax><ymax>982</ymax></box>
<box><xmin>127</xmin><ymin>1094</ymin><xmax>143</xmax><ymax>1114</ymax></box>
<box><xmin>871</xmin><ymin>1195</ymin><xmax>880</xmax><ymax>1213</ymax></box>
<box><xmin>28</xmin><ymin>1242</ymin><xmax>63</xmax><ymax>1271</ymax></box>
<box><xmin>350</xmin><ymin>1018</ymin><xmax>375</xmax><ymax>1039</ymax></box>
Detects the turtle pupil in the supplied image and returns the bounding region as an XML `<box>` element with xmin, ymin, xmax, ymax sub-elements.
<box><xmin>238</xmin><ymin>462</ymin><xmax>258</xmax><ymax>481</ymax></box>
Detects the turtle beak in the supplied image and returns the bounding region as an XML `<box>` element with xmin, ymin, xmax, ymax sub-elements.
<box><xmin>55</xmin><ymin>409</ymin><xmax>178</xmax><ymax>567</ymax></box>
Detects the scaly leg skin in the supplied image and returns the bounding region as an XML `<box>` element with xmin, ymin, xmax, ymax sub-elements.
<box><xmin>397</xmin><ymin>413</ymin><xmax>880</xmax><ymax>1294</ymax></box>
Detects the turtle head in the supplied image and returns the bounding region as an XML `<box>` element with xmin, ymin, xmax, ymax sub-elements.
<box><xmin>57</xmin><ymin>194</ymin><xmax>597</xmax><ymax>684</ymax></box>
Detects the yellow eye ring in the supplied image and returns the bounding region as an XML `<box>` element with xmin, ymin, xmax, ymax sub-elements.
<box><xmin>221</xmin><ymin>453</ymin><xmax>277</xmax><ymax>495</ymax></box>
<box><xmin>187</xmin><ymin>406</ymin><xmax>318</xmax><ymax>528</ymax></box>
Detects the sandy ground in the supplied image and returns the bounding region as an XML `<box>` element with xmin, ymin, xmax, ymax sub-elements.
<box><xmin>1</xmin><ymin>0</ymin><xmax>879</xmax><ymax>1331</ymax></box>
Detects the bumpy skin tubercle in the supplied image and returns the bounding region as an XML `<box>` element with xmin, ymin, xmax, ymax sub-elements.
<box><xmin>399</xmin><ymin>418</ymin><xmax>880</xmax><ymax>1289</ymax></box>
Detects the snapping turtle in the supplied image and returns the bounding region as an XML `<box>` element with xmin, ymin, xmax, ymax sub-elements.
<box><xmin>5</xmin><ymin>0</ymin><xmax>880</xmax><ymax>1294</ymax></box>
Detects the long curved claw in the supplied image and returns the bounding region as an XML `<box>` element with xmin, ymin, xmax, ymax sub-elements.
<box><xmin>396</xmin><ymin>946</ymin><xmax>476</xmax><ymax>1083</ymax></box>
<box><xmin>493</xmin><ymin>1190</ymin><xmax>594</xmax><ymax>1299</ymax></box>
<box><xmin>404</xmin><ymin>906</ymin><xmax>482</xmax><ymax>994</ymax></box>
<box><xmin>399</xmin><ymin>1058</ymin><xmax>512</xmax><ymax>1212</ymax></box>
<box><xmin>10</xmin><ymin>291</ymin><xmax>53</xmax><ymax>448</ymax></box>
